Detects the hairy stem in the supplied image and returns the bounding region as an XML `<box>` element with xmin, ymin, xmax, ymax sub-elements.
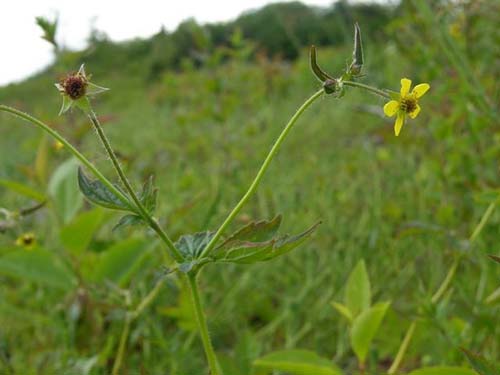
<box><xmin>0</xmin><ymin>105</ymin><xmax>130</xmax><ymax>208</ymax></box>
<box><xmin>88</xmin><ymin>111</ymin><xmax>183</xmax><ymax>263</ymax></box>
<box><xmin>187</xmin><ymin>274</ymin><xmax>222</xmax><ymax>375</ymax></box>
<box><xmin>199</xmin><ymin>89</ymin><xmax>324</xmax><ymax>258</ymax></box>
<box><xmin>343</xmin><ymin>81</ymin><xmax>391</xmax><ymax>99</ymax></box>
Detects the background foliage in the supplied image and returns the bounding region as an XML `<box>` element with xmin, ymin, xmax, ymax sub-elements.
<box><xmin>0</xmin><ymin>0</ymin><xmax>499</xmax><ymax>374</ymax></box>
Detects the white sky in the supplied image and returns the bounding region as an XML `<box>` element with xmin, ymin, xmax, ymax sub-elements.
<box><xmin>0</xmin><ymin>0</ymin><xmax>375</xmax><ymax>86</ymax></box>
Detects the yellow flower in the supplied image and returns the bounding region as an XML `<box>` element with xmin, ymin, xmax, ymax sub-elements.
<box><xmin>15</xmin><ymin>232</ymin><xmax>36</xmax><ymax>249</ymax></box>
<box><xmin>383</xmin><ymin>78</ymin><xmax>430</xmax><ymax>136</ymax></box>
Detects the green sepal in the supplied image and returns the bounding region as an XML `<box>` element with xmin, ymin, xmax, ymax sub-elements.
<box><xmin>74</xmin><ymin>97</ymin><xmax>92</xmax><ymax>114</ymax></box>
<box><xmin>77</xmin><ymin>167</ymin><xmax>133</xmax><ymax>211</ymax></box>
<box><xmin>113</xmin><ymin>214</ymin><xmax>144</xmax><ymax>231</ymax></box>
<box><xmin>348</xmin><ymin>23</ymin><xmax>364</xmax><ymax>76</ymax></box>
<box><xmin>58</xmin><ymin>95</ymin><xmax>73</xmax><ymax>116</ymax></box>
<box><xmin>86</xmin><ymin>82</ymin><xmax>109</xmax><ymax>96</ymax></box>
<box><xmin>309</xmin><ymin>45</ymin><xmax>334</xmax><ymax>83</ymax></box>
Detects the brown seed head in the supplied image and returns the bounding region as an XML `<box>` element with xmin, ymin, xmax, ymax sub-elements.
<box><xmin>60</xmin><ymin>73</ymin><xmax>88</xmax><ymax>100</ymax></box>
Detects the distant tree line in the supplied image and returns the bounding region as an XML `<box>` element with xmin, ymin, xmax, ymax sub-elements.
<box><xmin>78</xmin><ymin>1</ymin><xmax>393</xmax><ymax>78</ymax></box>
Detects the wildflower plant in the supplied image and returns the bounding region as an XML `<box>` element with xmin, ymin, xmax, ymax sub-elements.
<box><xmin>0</xmin><ymin>23</ymin><xmax>442</xmax><ymax>374</ymax></box>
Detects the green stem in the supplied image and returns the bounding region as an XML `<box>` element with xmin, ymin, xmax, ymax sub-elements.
<box><xmin>388</xmin><ymin>321</ymin><xmax>416</xmax><ymax>374</ymax></box>
<box><xmin>431</xmin><ymin>257</ymin><xmax>460</xmax><ymax>304</ymax></box>
<box><xmin>343</xmin><ymin>81</ymin><xmax>391</xmax><ymax>99</ymax></box>
<box><xmin>112</xmin><ymin>313</ymin><xmax>132</xmax><ymax>375</ymax></box>
<box><xmin>199</xmin><ymin>89</ymin><xmax>324</xmax><ymax>259</ymax></box>
<box><xmin>87</xmin><ymin>111</ymin><xmax>183</xmax><ymax>263</ymax></box>
<box><xmin>0</xmin><ymin>105</ymin><xmax>130</xmax><ymax>208</ymax></box>
<box><xmin>388</xmin><ymin>199</ymin><xmax>498</xmax><ymax>373</ymax></box>
<box><xmin>187</xmin><ymin>273</ymin><xmax>222</xmax><ymax>375</ymax></box>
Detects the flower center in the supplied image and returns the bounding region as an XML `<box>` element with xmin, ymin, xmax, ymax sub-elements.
<box><xmin>22</xmin><ymin>235</ymin><xmax>34</xmax><ymax>245</ymax></box>
<box><xmin>400</xmin><ymin>98</ymin><xmax>417</xmax><ymax>114</ymax></box>
<box><xmin>62</xmin><ymin>75</ymin><xmax>87</xmax><ymax>99</ymax></box>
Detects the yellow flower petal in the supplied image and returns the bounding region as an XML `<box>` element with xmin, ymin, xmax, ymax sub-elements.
<box><xmin>383</xmin><ymin>100</ymin><xmax>400</xmax><ymax>117</ymax></box>
<box><xmin>412</xmin><ymin>83</ymin><xmax>430</xmax><ymax>98</ymax></box>
<box><xmin>409</xmin><ymin>104</ymin><xmax>421</xmax><ymax>119</ymax></box>
<box><xmin>394</xmin><ymin>112</ymin><xmax>405</xmax><ymax>136</ymax></box>
<box><xmin>400</xmin><ymin>78</ymin><xmax>412</xmax><ymax>97</ymax></box>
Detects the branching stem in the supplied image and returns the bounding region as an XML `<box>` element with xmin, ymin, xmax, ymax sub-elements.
<box><xmin>87</xmin><ymin>111</ymin><xmax>183</xmax><ymax>263</ymax></box>
<box><xmin>199</xmin><ymin>89</ymin><xmax>324</xmax><ymax>258</ymax></box>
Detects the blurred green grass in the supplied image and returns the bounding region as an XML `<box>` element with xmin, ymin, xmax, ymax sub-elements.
<box><xmin>0</xmin><ymin>1</ymin><xmax>499</xmax><ymax>374</ymax></box>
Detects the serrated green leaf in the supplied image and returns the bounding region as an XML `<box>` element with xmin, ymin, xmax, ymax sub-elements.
<box><xmin>461</xmin><ymin>348</ymin><xmax>499</xmax><ymax>375</ymax></box>
<box><xmin>216</xmin><ymin>240</ymin><xmax>275</xmax><ymax>264</ymax></box>
<box><xmin>92</xmin><ymin>238</ymin><xmax>152</xmax><ymax>286</ymax></box>
<box><xmin>214</xmin><ymin>221</ymin><xmax>320</xmax><ymax>264</ymax></box>
<box><xmin>113</xmin><ymin>214</ymin><xmax>144</xmax><ymax>231</ymax></box>
<box><xmin>218</xmin><ymin>215</ymin><xmax>282</xmax><ymax>250</ymax></box>
<box><xmin>0</xmin><ymin>248</ymin><xmax>76</xmax><ymax>291</ymax></box>
<box><xmin>253</xmin><ymin>349</ymin><xmax>343</xmax><ymax>375</ymax></box>
<box><xmin>265</xmin><ymin>221</ymin><xmax>320</xmax><ymax>260</ymax></box>
<box><xmin>77</xmin><ymin>168</ymin><xmax>132</xmax><ymax>211</ymax></box>
<box><xmin>60</xmin><ymin>208</ymin><xmax>104</xmax><ymax>254</ymax></box>
<box><xmin>345</xmin><ymin>259</ymin><xmax>371</xmax><ymax>318</ymax></box>
<box><xmin>176</xmin><ymin>231</ymin><xmax>215</xmax><ymax>259</ymax></box>
<box><xmin>48</xmin><ymin>158</ymin><xmax>83</xmax><ymax>223</ymax></box>
<box><xmin>331</xmin><ymin>302</ymin><xmax>353</xmax><ymax>323</ymax></box>
<box><xmin>406</xmin><ymin>367</ymin><xmax>478</xmax><ymax>375</ymax></box>
<box><xmin>350</xmin><ymin>301</ymin><xmax>390</xmax><ymax>364</ymax></box>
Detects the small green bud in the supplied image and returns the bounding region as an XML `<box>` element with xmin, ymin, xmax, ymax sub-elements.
<box><xmin>348</xmin><ymin>23</ymin><xmax>364</xmax><ymax>77</ymax></box>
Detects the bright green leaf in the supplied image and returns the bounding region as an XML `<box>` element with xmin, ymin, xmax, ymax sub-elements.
<box><xmin>60</xmin><ymin>208</ymin><xmax>104</xmax><ymax>254</ymax></box>
<box><xmin>253</xmin><ymin>350</ymin><xmax>343</xmax><ymax>375</ymax></box>
<box><xmin>331</xmin><ymin>301</ymin><xmax>353</xmax><ymax>323</ymax></box>
<box><xmin>351</xmin><ymin>301</ymin><xmax>390</xmax><ymax>364</ymax></box>
<box><xmin>406</xmin><ymin>367</ymin><xmax>478</xmax><ymax>375</ymax></box>
<box><xmin>48</xmin><ymin>158</ymin><xmax>83</xmax><ymax>223</ymax></box>
<box><xmin>0</xmin><ymin>248</ymin><xmax>76</xmax><ymax>291</ymax></box>
<box><xmin>92</xmin><ymin>238</ymin><xmax>153</xmax><ymax>286</ymax></box>
<box><xmin>345</xmin><ymin>259</ymin><xmax>371</xmax><ymax>317</ymax></box>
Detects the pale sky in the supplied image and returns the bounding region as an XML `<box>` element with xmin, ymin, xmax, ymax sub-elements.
<box><xmin>0</xmin><ymin>0</ymin><xmax>377</xmax><ymax>86</ymax></box>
